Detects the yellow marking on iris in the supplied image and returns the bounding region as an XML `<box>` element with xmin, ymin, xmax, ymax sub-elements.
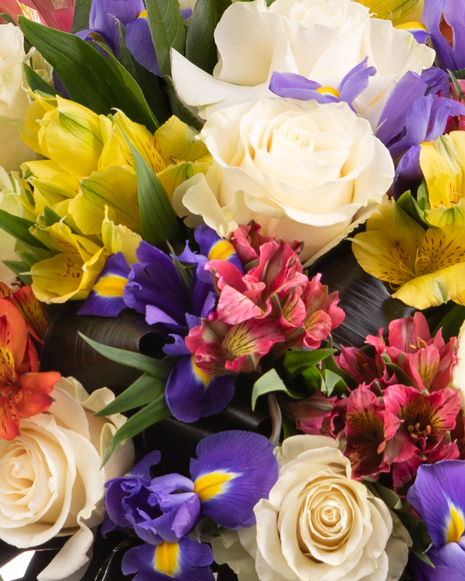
<box><xmin>139</xmin><ymin>9</ymin><xmax>148</xmax><ymax>17</ymax></box>
<box><xmin>154</xmin><ymin>542</ymin><xmax>179</xmax><ymax>578</ymax></box>
<box><xmin>396</xmin><ymin>21</ymin><xmax>427</xmax><ymax>31</ymax></box>
<box><xmin>208</xmin><ymin>240</ymin><xmax>236</xmax><ymax>262</ymax></box>
<box><xmin>446</xmin><ymin>506</ymin><xmax>465</xmax><ymax>543</ymax></box>
<box><xmin>194</xmin><ymin>472</ymin><xmax>234</xmax><ymax>502</ymax></box>
<box><xmin>93</xmin><ymin>275</ymin><xmax>127</xmax><ymax>297</ymax></box>
<box><xmin>316</xmin><ymin>86</ymin><xmax>339</xmax><ymax>98</ymax></box>
<box><xmin>192</xmin><ymin>359</ymin><xmax>210</xmax><ymax>387</ymax></box>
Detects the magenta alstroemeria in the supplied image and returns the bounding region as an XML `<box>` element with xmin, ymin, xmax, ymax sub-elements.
<box><xmin>366</xmin><ymin>312</ymin><xmax>457</xmax><ymax>392</ymax></box>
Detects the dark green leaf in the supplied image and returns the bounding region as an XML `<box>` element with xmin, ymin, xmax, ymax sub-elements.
<box><xmin>165</xmin><ymin>76</ymin><xmax>203</xmax><ymax>131</ymax></box>
<box><xmin>23</xmin><ymin>64</ymin><xmax>56</xmax><ymax>95</ymax></box>
<box><xmin>19</xmin><ymin>17</ymin><xmax>156</xmax><ymax>131</ymax></box>
<box><xmin>372</xmin><ymin>482</ymin><xmax>403</xmax><ymax>510</ymax></box>
<box><xmin>397</xmin><ymin>511</ymin><xmax>433</xmax><ymax>568</ymax></box>
<box><xmin>71</xmin><ymin>0</ymin><xmax>92</xmax><ymax>32</ymax></box>
<box><xmin>0</xmin><ymin>210</ymin><xmax>48</xmax><ymax>249</ymax></box>
<box><xmin>146</xmin><ymin>0</ymin><xmax>186</xmax><ymax>77</ymax></box>
<box><xmin>451</xmin><ymin>67</ymin><xmax>465</xmax><ymax>82</ymax></box>
<box><xmin>95</xmin><ymin>372</ymin><xmax>166</xmax><ymax>416</ymax></box>
<box><xmin>283</xmin><ymin>348</ymin><xmax>336</xmax><ymax>377</ymax></box>
<box><xmin>252</xmin><ymin>368</ymin><xmax>300</xmax><ymax>411</ymax></box>
<box><xmin>433</xmin><ymin>303</ymin><xmax>465</xmax><ymax>341</ymax></box>
<box><xmin>381</xmin><ymin>354</ymin><xmax>415</xmax><ymax>386</ymax></box>
<box><xmin>301</xmin><ymin>365</ymin><xmax>324</xmax><ymax>392</ymax></box>
<box><xmin>16</xmin><ymin>250</ymin><xmax>42</xmax><ymax>268</ymax></box>
<box><xmin>43</xmin><ymin>206</ymin><xmax>62</xmax><ymax>227</ymax></box>
<box><xmin>397</xmin><ymin>191</ymin><xmax>430</xmax><ymax>229</ymax></box>
<box><xmin>79</xmin><ymin>333</ymin><xmax>171</xmax><ymax>379</ymax></box>
<box><xmin>0</xmin><ymin>13</ymin><xmax>16</xmax><ymax>25</ymax></box>
<box><xmin>94</xmin><ymin>40</ymin><xmax>159</xmax><ymax>128</ymax></box>
<box><xmin>102</xmin><ymin>395</ymin><xmax>171</xmax><ymax>465</ymax></box>
<box><xmin>186</xmin><ymin>0</ymin><xmax>231</xmax><ymax>73</ymax></box>
<box><xmin>122</xmin><ymin>129</ymin><xmax>183</xmax><ymax>244</ymax></box>
<box><xmin>2</xmin><ymin>261</ymin><xmax>32</xmax><ymax>285</ymax></box>
<box><xmin>321</xmin><ymin>368</ymin><xmax>348</xmax><ymax>397</ymax></box>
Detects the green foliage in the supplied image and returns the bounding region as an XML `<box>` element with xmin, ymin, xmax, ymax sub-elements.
<box><xmin>146</xmin><ymin>0</ymin><xmax>186</xmax><ymax>77</ymax></box>
<box><xmin>95</xmin><ymin>373</ymin><xmax>166</xmax><ymax>416</ymax></box>
<box><xmin>251</xmin><ymin>368</ymin><xmax>301</xmax><ymax>411</ymax></box>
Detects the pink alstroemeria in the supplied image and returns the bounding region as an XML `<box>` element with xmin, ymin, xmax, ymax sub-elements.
<box><xmin>366</xmin><ymin>312</ymin><xmax>457</xmax><ymax>391</ymax></box>
<box><xmin>344</xmin><ymin>385</ymin><xmax>407</xmax><ymax>480</ymax></box>
<box><xmin>0</xmin><ymin>0</ymin><xmax>75</xmax><ymax>31</ymax></box>
<box><xmin>287</xmin><ymin>391</ymin><xmax>345</xmax><ymax>438</ymax></box>
<box><xmin>186</xmin><ymin>313</ymin><xmax>285</xmax><ymax>376</ymax></box>
<box><xmin>336</xmin><ymin>346</ymin><xmax>380</xmax><ymax>385</ymax></box>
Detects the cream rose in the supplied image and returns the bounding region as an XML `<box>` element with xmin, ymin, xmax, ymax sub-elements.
<box><xmin>213</xmin><ymin>435</ymin><xmax>411</xmax><ymax>581</ymax></box>
<box><xmin>171</xmin><ymin>0</ymin><xmax>434</xmax><ymax>125</ymax></box>
<box><xmin>173</xmin><ymin>98</ymin><xmax>394</xmax><ymax>263</ymax></box>
<box><xmin>0</xmin><ymin>377</ymin><xmax>135</xmax><ymax>581</ymax></box>
<box><xmin>0</xmin><ymin>23</ymin><xmax>41</xmax><ymax>172</ymax></box>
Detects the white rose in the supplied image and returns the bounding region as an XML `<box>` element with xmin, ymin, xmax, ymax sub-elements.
<box><xmin>172</xmin><ymin>98</ymin><xmax>394</xmax><ymax>263</ymax></box>
<box><xmin>0</xmin><ymin>377</ymin><xmax>135</xmax><ymax>581</ymax></box>
<box><xmin>171</xmin><ymin>0</ymin><xmax>434</xmax><ymax>125</ymax></box>
<box><xmin>213</xmin><ymin>435</ymin><xmax>411</xmax><ymax>581</ymax></box>
<box><xmin>0</xmin><ymin>23</ymin><xmax>39</xmax><ymax>172</ymax></box>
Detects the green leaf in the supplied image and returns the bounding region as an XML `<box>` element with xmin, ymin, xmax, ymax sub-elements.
<box><xmin>381</xmin><ymin>353</ymin><xmax>415</xmax><ymax>387</ymax></box>
<box><xmin>283</xmin><ymin>348</ymin><xmax>336</xmax><ymax>377</ymax></box>
<box><xmin>0</xmin><ymin>13</ymin><xmax>16</xmax><ymax>25</ymax></box>
<box><xmin>146</xmin><ymin>0</ymin><xmax>186</xmax><ymax>77</ymax></box>
<box><xmin>165</xmin><ymin>76</ymin><xmax>203</xmax><ymax>131</ymax></box>
<box><xmin>397</xmin><ymin>191</ymin><xmax>431</xmax><ymax>229</ymax></box>
<box><xmin>94</xmin><ymin>40</ymin><xmax>159</xmax><ymax>128</ymax></box>
<box><xmin>433</xmin><ymin>303</ymin><xmax>465</xmax><ymax>341</ymax></box>
<box><xmin>23</xmin><ymin>64</ymin><xmax>56</xmax><ymax>95</ymax></box>
<box><xmin>102</xmin><ymin>395</ymin><xmax>171</xmax><ymax>465</ymax></box>
<box><xmin>43</xmin><ymin>206</ymin><xmax>62</xmax><ymax>227</ymax></box>
<box><xmin>397</xmin><ymin>511</ymin><xmax>434</xmax><ymax>568</ymax></box>
<box><xmin>301</xmin><ymin>366</ymin><xmax>324</xmax><ymax>392</ymax></box>
<box><xmin>321</xmin><ymin>369</ymin><xmax>348</xmax><ymax>397</ymax></box>
<box><xmin>372</xmin><ymin>482</ymin><xmax>403</xmax><ymax>510</ymax></box>
<box><xmin>451</xmin><ymin>67</ymin><xmax>465</xmax><ymax>81</ymax></box>
<box><xmin>186</xmin><ymin>0</ymin><xmax>231</xmax><ymax>73</ymax></box>
<box><xmin>121</xmin><ymin>129</ymin><xmax>183</xmax><ymax>245</ymax></box>
<box><xmin>19</xmin><ymin>17</ymin><xmax>156</xmax><ymax>131</ymax></box>
<box><xmin>2</xmin><ymin>261</ymin><xmax>32</xmax><ymax>285</ymax></box>
<box><xmin>0</xmin><ymin>210</ymin><xmax>48</xmax><ymax>250</ymax></box>
<box><xmin>95</xmin><ymin>373</ymin><xmax>166</xmax><ymax>416</ymax></box>
<box><xmin>71</xmin><ymin>0</ymin><xmax>92</xmax><ymax>33</ymax></box>
<box><xmin>252</xmin><ymin>368</ymin><xmax>300</xmax><ymax>411</ymax></box>
<box><xmin>320</xmin><ymin>340</ymin><xmax>358</xmax><ymax>389</ymax></box>
<box><xmin>79</xmin><ymin>333</ymin><xmax>172</xmax><ymax>379</ymax></box>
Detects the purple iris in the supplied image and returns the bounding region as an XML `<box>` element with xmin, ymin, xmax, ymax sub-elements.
<box><xmin>375</xmin><ymin>69</ymin><xmax>465</xmax><ymax>197</ymax></box>
<box><xmin>422</xmin><ymin>0</ymin><xmax>465</xmax><ymax>73</ymax></box>
<box><xmin>407</xmin><ymin>460</ymin><xmax>465</xmax><ymax>580</ymax></box>
<box><xmin>269</xmin><ymin>56</ymin><xmax>376</xmax><ymax>110</ymax></box>
<box><xmin>104</xmin><ymin>430</ymin><xmax>279</xmax><ymax>581</ymax></box>
<box><xmin>77</xmin><ymin>0</ymin><xmax>161</xmax><ymax>75</ymax></box>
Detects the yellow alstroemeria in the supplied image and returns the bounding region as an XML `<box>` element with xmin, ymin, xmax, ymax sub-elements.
<box><xmin>355</xmin><ymin>0</ymin><xmax>423</xmax><ymax>24</ymax></box>
<box><xmin>27</xmin><ymin>220</ymin><xmax>107</xmax><ymax>303</ymax></box>
<box><xmin>420</xmin><ymin>131</ymin><xmax>465</xmax><ymax>212</ymax></box>
<box><xmin>19</xmin><ymin>91</ymin><xmax>58</xmax><ymax>157</ymax></box>
<box><xmin>69</xmin><ymin>166</ymin><xmax>140</xmax><ymax>236</ymax></box>
<box><xmin>352</xmin><ymin>201</ymin><xmax>465</xmax><ymax>309</ymax></box>
<box><xmin>101</xmin><ymin>208</ymin><xmax>142</xmax><ymax>265</ymax></box>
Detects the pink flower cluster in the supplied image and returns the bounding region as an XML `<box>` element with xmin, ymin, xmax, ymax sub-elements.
<box><xmin>186</xmin><ymin>223</ymin><xmax>345</xmax><ymax>376</ymax></box>
<box><xmin>289</xmin><ymin>312</ymin><xmax>462</xmax><ymax>496</ymax></box>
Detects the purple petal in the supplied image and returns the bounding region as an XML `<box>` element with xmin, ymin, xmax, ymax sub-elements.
<box><xmin>79</xmin><ymin>252</ymin><xmax>130</xmax><ymax>317</ymax></box>
<box><xmin>126</xmin><ymin>17</ymin><xmax>161</xmax><ymax>77</ymax></box>
<box><xmin>189</xmin><ymin>430</ymin><xmax>279</xmax><ymax>529</ymax></box>
<box><xmin>392</xmin><ymin>144</ymin><xmax>423</xmax><ymax>199</ymax></box>
<box><xmin>409</xmin><ymin>552</ymin><xmax>464</xmax><ymax>581</ymax></box>
<box><xmin>376</xmin><ymin>71</ymin><xmax>427</xmax><ymax>147</ymax></box>
<box><xmin>444</xmin><ymin>0</ymin><xmax>465</xmax><ymax>69</ymax></box>
<box><xmin>269</xmin><ymin>72</ymin><xmax>333</xmax><ymax>103</ymax></box>
<box><xmin>171</xmin><ymin>495</ymin><xmax>202</xmax><ymax>538</ymax></box>
<box><xmin>422</xmin><ymin>0</ymin><xmax>457</xmax><ymax>71</ymax></box>
<box><xmin>426</xmin><ymin>98</ymin><xmax>465</xmax><ymax>141</ymax></box>
<box><xmin>129</xmin><ymin>450</ymin><xmax>162</xmax><ymax>479</ymax></box>
<box><xmin>163</xmin><ymin>334</ymin><xmax>191</xmax><ymax>356</ymax></box>
<box><xmin>422</xmin><ymin>67</ymin><xmax>451</xmax><ymax>97</ymax></box>
<box><xmin>165</xmin><ymin>356</ymin><xmax>236</xmax><ymax>422</ymax></box>
<box><xmin>407</xmin><ymin>460</ymin><xmax>465</xmax><ymax>547</ymax></box>
<box><xmin>149</xmin><ymin>474</ymin><xmax>195</xmax><ymax>500</ymax></box>
<box><xmin>338</xmin><ymin>57</ymin><xmax>376</xmax><ymax>106</ymax></box>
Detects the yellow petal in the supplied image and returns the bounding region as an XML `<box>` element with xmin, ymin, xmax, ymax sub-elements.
<box><xmin>354</xmin><ymin>0</ymin><xmax>423</xmax><ymax>24</ymax></box>
<box><xmin>102</xmin><ymin>207</ymin><xmax>142</xmax><ymax>264</ymax></box>
<box><xmin>70</xmin><ymin>167</ymin><xmax>140</xmax><ymax>236</ymax></box>
<box><xmin>157</xmin><ymin>160</ymin><xmax>211</xmax><ymax>200</ymax></box>
<box><xmin>426</xmin><ymin>199</ymin><xmax>465</xmax><ymax>227</ymax></box>
<box><xmin>155</xmin><ymin>115</ymin><xmax>210</xmax><ymax>165</ymax></box>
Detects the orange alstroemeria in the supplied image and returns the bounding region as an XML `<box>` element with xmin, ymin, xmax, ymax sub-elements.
<box><xmin>0</xmin><ymin>282</ymin><xmax>49</xmax><ymax>342</ymax></box>
<box><xmin>0</xmin><ymin>296</ymin><xmax>60</xmax><ymax>439</ymax></box>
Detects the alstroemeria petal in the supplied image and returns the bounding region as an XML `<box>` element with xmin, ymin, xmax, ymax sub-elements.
<box><xmin>165</xmin><ymin>355</ymin><xmax>236</xmax><ymax>422</ymax></box>
<box><xmin>407</xmin><ymin>460</ymin><xmax>465</xmax><ymax>547</ymax></box>
<box><xmin>79</xmin><ymin>252</ymin><xmax>130</xmax><ymax>317</ymax></box>
<box><xmin>190</xmin><ymin>430</ymin><xmax>279</xmax><ymax>529</ymax></box>
<box><xmin>122</xmin><ymin>537</ymin><xmax>214</xmax><ymax>581</ymax></box>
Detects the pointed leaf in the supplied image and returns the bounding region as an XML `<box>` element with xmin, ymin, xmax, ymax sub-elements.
<box><xmin>283</xmin><ymin>348</ymin><xmax>336</xmax><ymax>377</ymax></box>
<box><xmin>102</xmin><ymin>395</ymin><xmax>171</xmax><ymax>465</ymax></box>
<box><xmin>122</xmin><ymin>129</ymin><xmax>182</xmax><ymax>245</ymax></box>
<box><xmin>79</xmin><ymin>333</ymin><xmax>172</xmax><ymax>379</ymax></box>
<box><xmin>71</xmin><ymin>0</ymin><xmax>92</xmax><ymax>33</ymax></box>
<box><xmin>186</xmin><ymin>0</ymin><xmax>231</xmax><ymax>74</ymax></box>
<box><xmin>252</xmin><ymin>368</ymin><xmax>300</xmax><ymax>411</ymax></box>
<box><xmin>23</xmin><ymin>64</ymin><xmax>56</xmax><ymax>96</ymax></box>
<box><xmin>19</xmin><ymin>17</ymin><xmax>156</xmax><ymax>131</ymax></box>
<box><xmin>2</xmin><ymin>261</ymin><xmax>32</xmax><ymax>285</ymax></box>
<box><xmin>322</xmin><ymin>368</ymin><xmax>348</xmax><ymax>396</ymax></box>
<box><xmin>95</xmin><ymin>372</ymin><xmax>166</xmax><ymax>416</ymax></box>
<box><xmin>0</xmin><ymin>210</ymin><xmax>48</xmax><ymax>249</ymax></box>
<box><xmin>146</xmin><ymin>0</ymin><xmax>186</xmax><ymax>77</ymax></box>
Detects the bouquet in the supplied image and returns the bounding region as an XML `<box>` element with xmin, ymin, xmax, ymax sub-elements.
<box><xmin>1</xmin><ymin>0</ymin><xmax>465</xmax><ymax>580</ymax></box>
